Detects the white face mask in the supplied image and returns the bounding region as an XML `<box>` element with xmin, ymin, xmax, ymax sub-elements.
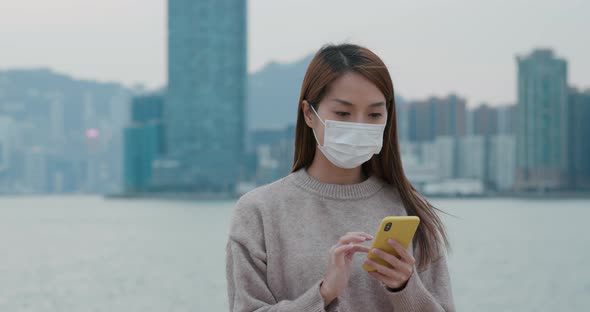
<box><xmin>310</xmin><ymin>104</ymin><xmax>386</xmax><ymax>169</ymax></box>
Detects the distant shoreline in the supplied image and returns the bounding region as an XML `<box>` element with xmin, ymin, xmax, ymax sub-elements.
<box><xmin>1</xmin><ymin>191</ymin><xmax>588</xmax><ymax>201</ymax></box>
<box><xmin>104</xmin><ymin>192</ymin><xmax>238</xmax><ymax>201</ymax></box>
<box><xmin>102</xmin><ymin>191</ymin><xmax>590</xmax><ymax>201</ymax></box>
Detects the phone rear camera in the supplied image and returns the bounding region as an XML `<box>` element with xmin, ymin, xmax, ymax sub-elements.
<box><xmin>384</xmin><ymin>222</ymin><xmax>392</xmax><ymax>232</ymax></box>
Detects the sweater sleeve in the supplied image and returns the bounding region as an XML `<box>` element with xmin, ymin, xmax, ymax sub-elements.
<box><xmin>383</xmin><ymin>254</ymin><xmax>455</xmax><ymax>311</ymax></box>
<box><xmin>226</xmin><ymin>239</ymin><xmax>336</xmax><ymax>311</ymax></box>
<box><xmin>225</xmin><ymin>193</ymin><xmax>338</xmax><ymax>312</ymax></box>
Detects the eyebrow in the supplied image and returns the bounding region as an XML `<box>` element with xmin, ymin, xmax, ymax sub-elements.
<box><xmin>332</xmin><ymin>98</ymin><xmax>385</xmax><ymax>107</ymax></box>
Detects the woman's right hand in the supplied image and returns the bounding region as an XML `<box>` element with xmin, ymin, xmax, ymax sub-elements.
<box><xmin>320</xmin><ymin>232</ymin><xmax>372</xmax><ymax>306</ymax></box>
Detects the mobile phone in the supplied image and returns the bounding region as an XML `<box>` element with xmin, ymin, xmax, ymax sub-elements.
<box><xmin>363</xmin><ymin>216</ymin><xmax>420</xmax><ymax>272</ymax></box>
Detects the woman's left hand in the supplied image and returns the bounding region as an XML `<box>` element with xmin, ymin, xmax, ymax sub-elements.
<box><xmin>363</xmin><ymin>238</ymin><xmax>415</xmax><ymax>291</ymax></box>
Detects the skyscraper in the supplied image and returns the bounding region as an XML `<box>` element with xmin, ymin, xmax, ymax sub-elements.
<box><xmin>165</xmin><ymin>0</ymin><xmax>246</xmax><ymax>192</ymax></box>
<box><xmin>407</xmin><ymin>95</ymin><xmax>466</xmax><ymax>180</ymax></box>
<box><xmin>435</xmin><ymin>94</ymin><xmax>467</xmax><ymax>139</ymax></box>
<box><xmin>469</xmin><ymin>103</ymin><xmax>499</xmax><ymax>185</ymax></box>
<box><xmin>489</xmin><ymin>135</ymin><xmax>516</xmax><ymax>191</ymax></box>
<box><xmin>407</xmin><ymin>94</ymin><xmax>466</xmax><ymax>143</ymax></box>
<box><xmin>471</xmin><ymin>104</ymin><xmax>498</xmax><ymax>137</ymax></box>
<box><xmin>515</xmin><ymin>49</ymin><xmax>568</xmax><ymax>191</ymax></box>
<box><xmin>123</xmin><ymin>95</ymin><xmax>165</xmax><ymax>192</ymax></box>
<box><xmin>568</xmin><ymin>87</ymin><xmax>590</xmax><ymax>189</ymax></box>
<box><xmin>490</xmin><ymin>104</ymin><xmax>517</xmax><ymax>191</ymax></box>
<box><xmin>458</xmin><ymin>135</ymin><xmax>485</xmax><ymax>180</ymax></box>
<box><xmin>496</xmin><ymin>105</ymin><xmax>517</xmax><ymax>135</ymax></box>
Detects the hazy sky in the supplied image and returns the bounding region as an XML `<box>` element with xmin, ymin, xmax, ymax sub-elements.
<box><xmin>2</xmin><ymin>0</ymin><xmax>589</xmax><ymax>106</ymax></box>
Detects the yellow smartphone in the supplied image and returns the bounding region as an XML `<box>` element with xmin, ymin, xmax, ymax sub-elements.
<box><xmin>363</xmin><ymin>216</ymin><xmax>420</xmax><ymax>272</ymax></box>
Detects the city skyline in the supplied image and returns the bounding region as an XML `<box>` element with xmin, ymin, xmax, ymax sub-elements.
<box><xmin>1</xmin><ymin>0</ymin><xmax>589</xmax><ymax>195</ymax></box>
<box><xmin>2</xmin><ymin>48</ymin><xmax>589</xmax><ymax>195</ymax></box>
<box><xmin>2</xmin><ymin>0</ymin><xmax>590</xmax><ymax>106</ymax></box>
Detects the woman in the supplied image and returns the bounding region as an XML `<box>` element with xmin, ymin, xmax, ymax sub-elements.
<box><xmin>226</xmin><ymin>43</ymin><xmax>454</xmax><ymax>311</ymax></box>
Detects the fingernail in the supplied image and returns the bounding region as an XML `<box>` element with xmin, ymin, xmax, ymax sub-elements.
<box><xmin>372</xmin><ymin>249</ymin><xmax>381</xmax><ymax>255</ymax></box>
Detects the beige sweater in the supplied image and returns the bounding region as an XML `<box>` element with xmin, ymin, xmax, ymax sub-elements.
<box><xmin>225</xmin><ymin>168</ymin><xmax>455</xmax><ymax>311</ymax></box>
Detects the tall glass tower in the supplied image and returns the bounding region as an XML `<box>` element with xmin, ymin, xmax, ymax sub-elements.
<box><xmin>166</xmin><ymin>0</ymin><xmax>246</xmax><ymax>192</ymax></box>
<box><xmin>515</xmin><ymin>49</ymin><xmax>568</xmax><ymax>191</ymax></box>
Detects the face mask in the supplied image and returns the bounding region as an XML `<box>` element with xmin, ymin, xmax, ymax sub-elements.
<box><xmin>310</xmin><ymin>104</ymin><xmax>386</xmax><ymax>169</ymax></box>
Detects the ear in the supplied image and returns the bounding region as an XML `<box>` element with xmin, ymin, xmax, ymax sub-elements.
<box><xmin>302</xmin><ymin>100</ymin><xmax>315</xmax><ymax>128</ymax></box>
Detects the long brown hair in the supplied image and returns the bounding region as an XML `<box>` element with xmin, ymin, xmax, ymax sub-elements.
<box><xmin>292</xmin><ymin>43</ymin><xmax>450</xmax><ymax>270</ymax></box>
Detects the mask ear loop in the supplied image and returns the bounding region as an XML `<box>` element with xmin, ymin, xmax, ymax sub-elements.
<box><xmin>309</xmin><ymin>104</ymin><xmax>326</xmax><ymax>125</ymax></box>
<box><xmin>308</xmin><ymin>103</ymin><xmax>326</xmax><ymax>147</ymax></box>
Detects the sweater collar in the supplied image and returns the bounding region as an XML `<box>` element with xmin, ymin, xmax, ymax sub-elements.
<box><xmin>290</xmin><ymin>168</ymin><xmax>385</xmax><ymax>200</ymax></box>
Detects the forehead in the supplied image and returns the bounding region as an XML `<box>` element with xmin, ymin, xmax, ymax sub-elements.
<box><xmin>324</xmin><ymin>71</ymin><xmax>385</xmax><ymax>104</ymax></box>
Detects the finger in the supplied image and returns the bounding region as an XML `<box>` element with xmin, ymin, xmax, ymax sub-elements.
<box><xmin>340</xmin><ymin>232</ymin><xmax>372</xmax><ymax>242</ymax></box>
<box><xmin>334</xmin><ymin>244</ymin><xmax>370</xmax><ymax>258</ymax></box>
<box><xmin>333</xmin><ymin>244</ymin><xmax>369</xmax><ymax>266</ymax></box>
<box><xmin>368</xmin><ymin>270</ymin><xmax>396</xmax><ymax>281</ymax></box>
<box><xmin>329</xmin><ymin>236</ymin><xmax>366</xmax><ymax>255</ymax></box>
<box><xmin>368</xmin><ymin>271</ymin><xmax>386</xmax><ymax>282</ymax></box>
<box><xmin>363</xmin><ymin>258</ymin><xmax>400</xmax><ymax>278</ymax></box>
<box><xmin>371</xmin><ymin>248</ymin><xmax>404</xmax><ymax>268</ymax></box>
<box><xmin>345</xmin><ymin>232</ymin><xmax>374</xmax><ymax>239</ymax></box>
<box><xmin>338</xmin><ymin>234</ymin><xmax>371</xmax><ymax>246</ymax></box>
<box><xmin>351</xmin><ymin>245</ymin><xmax>371</xmax><ymax>253</ymax></box>
<box><xmin>387</xmin><ymin>239</ymin><xmax>415</xmax><ymax>265</ymax></box>
<box><xmin>373</xmin><ymin>248</ymin><xmax>413</xmax><ymax>276</ymax></box>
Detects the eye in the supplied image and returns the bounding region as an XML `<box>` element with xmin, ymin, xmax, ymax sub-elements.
<box><xmin>335</xmin><ymin>111</ymin><xmax>350</xmax><ymax>117</ymax></box>
<box><xmin>369</xmin><ymin>113</ymin><xmax>383</xmax><ymax>118</ymax></box>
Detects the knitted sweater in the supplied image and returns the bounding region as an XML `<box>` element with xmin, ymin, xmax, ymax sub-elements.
<box><xmin>226</xmin><ymin>168</ymin><xmax>455</xmax><ymax>311</ymax></box>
